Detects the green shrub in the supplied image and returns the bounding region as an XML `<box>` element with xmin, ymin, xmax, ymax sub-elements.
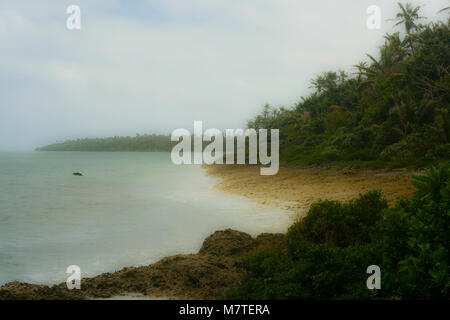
<box><xmin>381</xmin><ymin>165</ymin><xmax>450</xmax><ymax>299</ymax></box>
<box><xmin>287</xmin><ymin>190</ymin><xmax>387</xmax><ymax>248</ymax></box>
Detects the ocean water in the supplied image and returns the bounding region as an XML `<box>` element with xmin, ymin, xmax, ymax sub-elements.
<box><xmin>0</xmin><ymin>152</ymin><xmax>293</xmax><ymax>285</ymax></box>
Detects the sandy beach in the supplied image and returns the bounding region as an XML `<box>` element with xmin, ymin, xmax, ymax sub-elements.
<box><xmin>205</xmin><ymin>165</ymin><xmax>417</xmax><ymax>217</ymax></box>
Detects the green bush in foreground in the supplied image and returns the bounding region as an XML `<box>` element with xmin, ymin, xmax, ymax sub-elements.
<box><xmin>225</xmin><ymin>165</ymin><xmax>449</xmax><ymax>300</ymax></box>
<box><xmin>382</xmin><ymin>165</ymin><xmax>450</xmax><ymax>299</ymax></box>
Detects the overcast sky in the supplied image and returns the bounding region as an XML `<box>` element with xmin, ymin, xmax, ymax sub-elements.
<box><xmin>0</xmin><ymin>0</ymin><xmax>448</xmax><ymax>151</ymax></box>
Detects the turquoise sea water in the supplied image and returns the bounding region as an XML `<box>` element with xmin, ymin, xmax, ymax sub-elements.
<box><xmin>0</xmin><ymin>152</ymin><xmax>292</xmax><ymax>285</ymax></box>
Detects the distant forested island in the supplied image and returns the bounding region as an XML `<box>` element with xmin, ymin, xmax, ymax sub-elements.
<box><xmin>36</xmin><ymin>134</ymin><xmax>174</xmax><ymax>152</ymax></box>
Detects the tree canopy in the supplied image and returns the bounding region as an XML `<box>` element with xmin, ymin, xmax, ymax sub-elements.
<box><xmin>247</xmin><ymin>4</ymin><xmax>449</xmax><ymax>169</ymax></box>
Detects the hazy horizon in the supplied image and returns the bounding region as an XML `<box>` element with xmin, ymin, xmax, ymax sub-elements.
<box><xmin>1</xmin><ymin>0</ymin><xmax>448</xmax><ymax>151</ymax></box>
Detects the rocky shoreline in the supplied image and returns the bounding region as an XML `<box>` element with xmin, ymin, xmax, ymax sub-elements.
<box><xmin>0</xmin><ymin>165</ymin><xmax>417</xmax><ymax>300</ymax></box>
<box><xmin>0</xmin><ymin>229</ymin><xmax>285</xmax><ymax>300</ymax></box>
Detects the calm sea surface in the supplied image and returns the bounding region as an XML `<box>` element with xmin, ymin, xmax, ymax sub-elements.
<box><xmin>0</xmin><ymin>152</ymin><xmax>292</xmax><ymax>285</ymax></box>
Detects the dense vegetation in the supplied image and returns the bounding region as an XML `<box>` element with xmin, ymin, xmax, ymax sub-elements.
<box><xmin>225</xmin><ymin>7</ymin><xmax>450</xmax><ymax>299</ymax></box>
<box><xmin>36</xmin><ymin>134</ymin><xmax>174</xmax><ymax>152</ymax></box>
<box><xmin>225</xmin><ymin>164</ymin><xmax>449</xmax><ymax>299</ymax></box>
<box><xmin>248</xmin><ymin>4</ymin><xmax>449</xmax><ymax>169</ymax></box>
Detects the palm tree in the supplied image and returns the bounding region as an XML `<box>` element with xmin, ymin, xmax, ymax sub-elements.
<box><xmin>392</xmin><ymin>2</ymin><xmax>425</xmax><ymax>34</ymax></box>
<box><xmin>412</xmin><ymin>165</ymin><xmax>449</xmax><ymax>202</ymax></box>
<box><xmin>309</xmin><ymin>75</ymin><xmax>325</xmax><ymax>93</ymax></box>
<box><xmin>389</xmin><ymin>101</ymin><xmax>415</xmax><ymax>137</ymax></box>
<box><xmin>353</xmin><ymin>33</ymin><xmax>405</xmax><ymax>88</ymax></box>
